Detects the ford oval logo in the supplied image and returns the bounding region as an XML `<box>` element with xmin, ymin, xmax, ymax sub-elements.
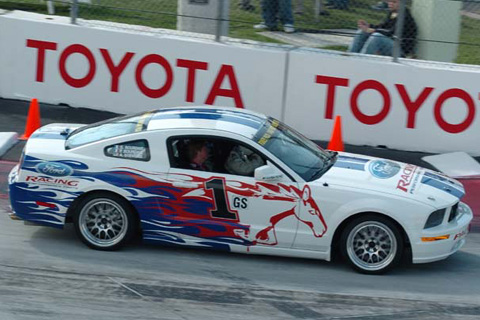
<box><xmin>35</xmin><ymin>162</ymin><xmax>73</xmax><ymax>177</ymax></box>
<box><xmin>368</xmin><ymin>160</ymin><xmax>400</xmax><ymax>179</ymax></box>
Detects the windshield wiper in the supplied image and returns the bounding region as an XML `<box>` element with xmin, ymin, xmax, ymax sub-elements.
<box><xmin>327</xmin><ymin>150</ymin><xmax>338</xmax><ymax>160</ymax></box>
<box><xmin>310</xmin><ymin>152</ymin><xmax>338</xmax><ymax>181</ymax></box>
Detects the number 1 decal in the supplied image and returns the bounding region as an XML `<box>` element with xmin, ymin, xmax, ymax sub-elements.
<box><xmin>205</xmin><ymin>178</ymin><xmax>238</xmax><ymax>220</ymax></box>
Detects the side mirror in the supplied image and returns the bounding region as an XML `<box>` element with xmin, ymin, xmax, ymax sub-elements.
<box><xmin>254</xmin><ymin>163</ymin><xmax>285</xmax><ymax>182</ymax></box>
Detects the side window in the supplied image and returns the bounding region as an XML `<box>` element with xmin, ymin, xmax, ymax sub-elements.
<box><xmin>168</xmin><ymin>137</ymin><xmax>265</xmax><ymax>177</ymax></box>
<box><xmin>224</xmin><ymin>144</ymin><xmax>265</xmax><ymax>177</ymax></box>
<box><xmin>104</xmin><ymin>139</ymin><xmax>150</xmax><ymax>161</ymax></box>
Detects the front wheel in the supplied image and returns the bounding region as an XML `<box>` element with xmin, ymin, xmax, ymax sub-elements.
<box><xmin>340</xmin><ymin>215</ymin><xmax>404</xmax><ymax>274</ymax></box>
<box><xmin>74</xmin><ymin>193</ymin><xmax>137</xmax><ymax>250</ymax></box>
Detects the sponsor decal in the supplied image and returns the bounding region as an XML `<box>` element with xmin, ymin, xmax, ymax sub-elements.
<box><xmin>368</xmin><ymin>160</ymin><xmax>401</xmax><ymax>179</ymax></box>
<box><xmin>396</xmin><ymin>164</ymin><xmax>418</xmax><ymax>193</ymax></box>
<box><xmin>258</xmin><ymin>119</ymin><xmax>279</xmax><ymax>146</ymax></box>
<box><xmin>26</xmin><ymin>175</ymin><xmax>79</xmax><ymax>187</ymax></box>
<box><xmin>105</xmin><ymin>142</ymin><xmax>149</xmax><ymax>161</ymax></box>
<box><xmin>454</xmin><ymin>228</ymin><xmax>468</xmax><ymax>241</ymax></box>
<box><xmin>316</xmin><ymin>75</ymin><xmax>476</xmax><ymax>134</ymax></box>
<box><xmin>35</xmin><ymin>162</ymin><xmax>73</xmax><ymax>177</ymax></box>
<box><xmin>26</xmin><ymin>39</ymin><xmax>244</xmax><ymax>108</ymax></box>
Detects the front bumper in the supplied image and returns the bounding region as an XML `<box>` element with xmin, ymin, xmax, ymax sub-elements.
<box><xmin>412</xmin><ymin>202</ymin><xmax>473</xmax><ymax>264</ymax></box>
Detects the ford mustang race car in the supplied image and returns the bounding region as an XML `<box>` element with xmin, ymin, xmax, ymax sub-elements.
<box><xmin>8</xmin><ymin>107</ymin><xmax>473</xmax><ymax>274</ymax></box>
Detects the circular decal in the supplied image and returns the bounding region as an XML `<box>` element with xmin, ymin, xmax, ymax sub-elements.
<box><xmin>36</xmin><ymin>162</ymin><xmax>74</xmax><ymax>177</ymax></box>
<box><xmin>368</xmin><ymin>160</ymin><xmax>400</xmax><ymax>179</ymax></box>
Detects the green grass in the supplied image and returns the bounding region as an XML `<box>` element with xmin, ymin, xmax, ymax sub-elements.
<box><xmin>1</xmin><ymin>0</ymin><xmax>479</xmax><ymax>65</ymax></box>
<box><xmin>456</xmin><ymin>16</ymin><xmax>480</xmax><ymax>65</ymax></box>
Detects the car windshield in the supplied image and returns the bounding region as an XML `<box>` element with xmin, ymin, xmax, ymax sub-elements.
<box><xmin>253</xmin><ymin>118</ymin><xmax>335</xmax><ymax>181</ymax></box>
<box><xmin>65</xmin><ymin>111</ymin><xmax>154</xmax><ymax>149</ymax></box>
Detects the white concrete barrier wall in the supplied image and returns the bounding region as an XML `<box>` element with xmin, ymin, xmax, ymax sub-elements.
<box><xmin>1</xmin><ymin>11</ymin><xmax>480</xmax><ymax>155</ymax></box>
<box><xmin>0</xmin><ymin>11</ymin><xmax>287</xmax><ymax>118</ymax></box>
<box><xmin>285</xmin><ymin>49</ymin><xmax>480</xmax><ymax>155</ymax></box>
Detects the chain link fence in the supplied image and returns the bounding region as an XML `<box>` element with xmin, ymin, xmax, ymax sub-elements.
<box><xmin>0</xmin><ymin>0</ymin><xmax>479</xmax><ymax>65</ymax></box>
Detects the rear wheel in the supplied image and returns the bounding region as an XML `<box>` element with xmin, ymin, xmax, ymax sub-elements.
<box><xmin>74</xmin><ymin>193</ymin><xmax>137</xmax><ymax>250</ymax></box>
<box><xmin>340</xmin><ymin>215</ymin><xmax>403</xmax><ymax>274</ymax></box>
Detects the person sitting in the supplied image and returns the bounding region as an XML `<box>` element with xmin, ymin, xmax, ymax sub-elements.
<box><xmin>187</xmin><ymin>140</ymin><xmax>211</xmax><ymax>171</ymax></box>
<box><xmin>225</xmin><ymin>145</ymin><xmax>265</xmax><ymax>177</ymax></box>
<box><xmin>348</xmin><ymin>0</ymin><xmax>417</xmax><ymax>57</ymax></box>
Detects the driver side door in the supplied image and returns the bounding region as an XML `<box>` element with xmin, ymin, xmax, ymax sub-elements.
<box><xmin>165</xmin><ymin>133</ymin><xmax>302</xmax><ymax>253</ymax></box>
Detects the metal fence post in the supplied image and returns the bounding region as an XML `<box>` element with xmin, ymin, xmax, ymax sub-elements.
<box><xmin>215</xmin><ymin>0</ymin><xmax>224</xmax><ymax>42</ymax></box>
<box><xmin>71</xmin><ymin>0</ymin><xmax>79</xmax><ymax>25</ymax></box>
<box><xmin>392</xmin><ymin>0</ymin><xmax>406</xmax><ymax>62</ymax></box>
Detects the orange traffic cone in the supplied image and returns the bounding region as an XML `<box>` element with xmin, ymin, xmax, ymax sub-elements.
<box><xmin>327</xmin><ymin>115</ymin><xmax>344</xmax><ymax>152</ymax></box>
<box><xmin>20</xmin><ymin>98</ymin><xmax>41</xmax><ymax>140</ymax></box>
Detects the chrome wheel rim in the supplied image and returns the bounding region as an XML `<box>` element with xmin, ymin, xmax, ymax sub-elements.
<box><xmin>79</xmin><ymin>198</ymin><xmax>128</xmax><ymax>248</ymax></box>
<box><xmin>347</xmin><ymin>221</ymin><xmax>397</xmax><ymax>272</ymax></box>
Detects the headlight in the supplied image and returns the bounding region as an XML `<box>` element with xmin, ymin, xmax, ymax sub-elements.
<box><xmin>424</xmin><ymin>209</ymin><xmax>446</xmax><ymax>229</ymax></box>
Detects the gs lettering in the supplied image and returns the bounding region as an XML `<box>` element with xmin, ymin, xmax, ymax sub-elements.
<box><xmin>233</xmin><ymin>197</ymin><xmax>248</xmax><ymax>209</ymax></box>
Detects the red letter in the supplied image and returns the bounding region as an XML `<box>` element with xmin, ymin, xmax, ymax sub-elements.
<box><xmin>59</xmin><ymin>44</ymin><xmax>96</xmax><ymax>88</ymax></box>
<box><xmin>26</xmin><ymin>39</ymin><xmax>58</xmax><ymax>82</ymax></box>
<box><xmin>315</xmin><ymin>75</ymin><xmax>349</xmax><ymax>119</ymax></box>
<box><xmin>205</xmin><ymin>65</ymin><xmax>244</xmax><ymax>108</ymax></box>
<box><xmin>396</xmin><ymin>84</ymin><xmax>434</xmax><ymax>129</ymax></box>
<box><xmin>100</xmin><ymin>49</ymin><xmax>135</xmax><ymax>92</ymax></box>
<box><xmin>396</xmin><ymin>180</ymin><xmax>409</xmax><ymax>192</ymax></box>
<box><xmin>351</xmin><ymin>80</ymin><xmax>390</xmax><ymax>125</ymax></box>
<box><xmin>434</xmin><ymin>89</ymin><xmax>475</xmax><ymax>134</ymax></box>
<box><xmin>177</xmin><ymin>59</ymin><xmax>208</xmax><ymax>103</ymax></box>
<box><xmin>135</xmin><ymin>54</ymin><xmax>173</xmax><ymax>98</ymax></box>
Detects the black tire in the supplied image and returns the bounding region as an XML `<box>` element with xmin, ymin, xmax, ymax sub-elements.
<box><xmin>74</xmin><ymin>192</ymin><xmax>137</xmax><ymax>251</ymax></box>
<box><xmin>340</xmin><ymin>214</ymin><xmax>404</xmax><ymax>274</ymax></box>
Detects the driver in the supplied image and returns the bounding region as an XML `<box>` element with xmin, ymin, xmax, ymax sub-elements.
<box><xmin>187</xmin><ymin>140</ymin><xmax>211</xmax><ymax>171</ymax></box>
<box><xmin>225</xmin><ymin>145</ymin><xmax>264</xmax><ymax>176</ymax></box>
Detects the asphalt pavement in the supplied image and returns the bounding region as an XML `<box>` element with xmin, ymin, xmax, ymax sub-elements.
<box><xmin>0</xmin><ymin>202</ymin><xmax>479</xmax><ymax>319</ymax></box>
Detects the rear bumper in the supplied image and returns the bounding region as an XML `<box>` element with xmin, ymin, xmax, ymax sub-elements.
<box><xmin>6</xmin><ymin>165</ymin><xmax>20</xmax><ymax>220</ymax></box>
<box><xmin>412</xmin><ymin>202</ymin><xmax>473</xmax><ymax>264</ymax></box>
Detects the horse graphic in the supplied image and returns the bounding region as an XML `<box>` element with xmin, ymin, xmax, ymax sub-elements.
<box><xmin>94</xmin><ymin>169</ymin><xmax>328</xmax><ymax>249</ymax></box>
<box><xmin>230</xmin><ymin>183</ymin><xmax>327</xmax><ymax>246</ymax></box>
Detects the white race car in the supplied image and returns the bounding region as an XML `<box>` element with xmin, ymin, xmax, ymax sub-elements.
<box><xmin>8</xmin><ymin>107</ymin><xmax>472</xmax><ymax>274</ymax></box>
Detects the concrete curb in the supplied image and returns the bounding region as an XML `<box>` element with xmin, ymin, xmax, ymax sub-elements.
<box><xmin>0</xmin><ymin>132</ymin><xmax>18</xmax><ymax>158</ymax></box>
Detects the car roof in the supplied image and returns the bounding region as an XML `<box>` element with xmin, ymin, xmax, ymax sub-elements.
<box><xmin>147</xmin><ymin>107</ymin><xmax>268</xmax><ymax>139</ymax></box>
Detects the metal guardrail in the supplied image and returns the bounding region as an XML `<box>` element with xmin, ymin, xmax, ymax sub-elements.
<box><xmin>0</xmin><ymin>0</ymin><xmax>479</xmax><ymax>65</ymax></box>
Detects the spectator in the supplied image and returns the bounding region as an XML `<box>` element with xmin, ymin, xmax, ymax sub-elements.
<box><xmin>225</xmin><ymin>145</ymin><xmax>265</xmax><ymax>176</ymax></box>
<box><xmin>254</xmin><ymin>0</ymin><xmax>295</xmax><ymax>33</ymax></box>
<box><xmin>239</xmin><ymin>0</ymin><xmax>255</xmax><ymax>12</ymax></box>
<box><xmin>348</xmin><ymin>0</ymin><xmax>417</xmax><ymax>57</ymax></box>
<box><xmin>187</xmin><ymin>140</ymin><xmax>211</xmax><ymax>171</ymax></box>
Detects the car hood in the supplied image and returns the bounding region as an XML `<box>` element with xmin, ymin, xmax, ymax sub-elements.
<box><xmin>320</xmin><ymin>152</ymin><xmax>464</xmax><ymax>208</ymax></box>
